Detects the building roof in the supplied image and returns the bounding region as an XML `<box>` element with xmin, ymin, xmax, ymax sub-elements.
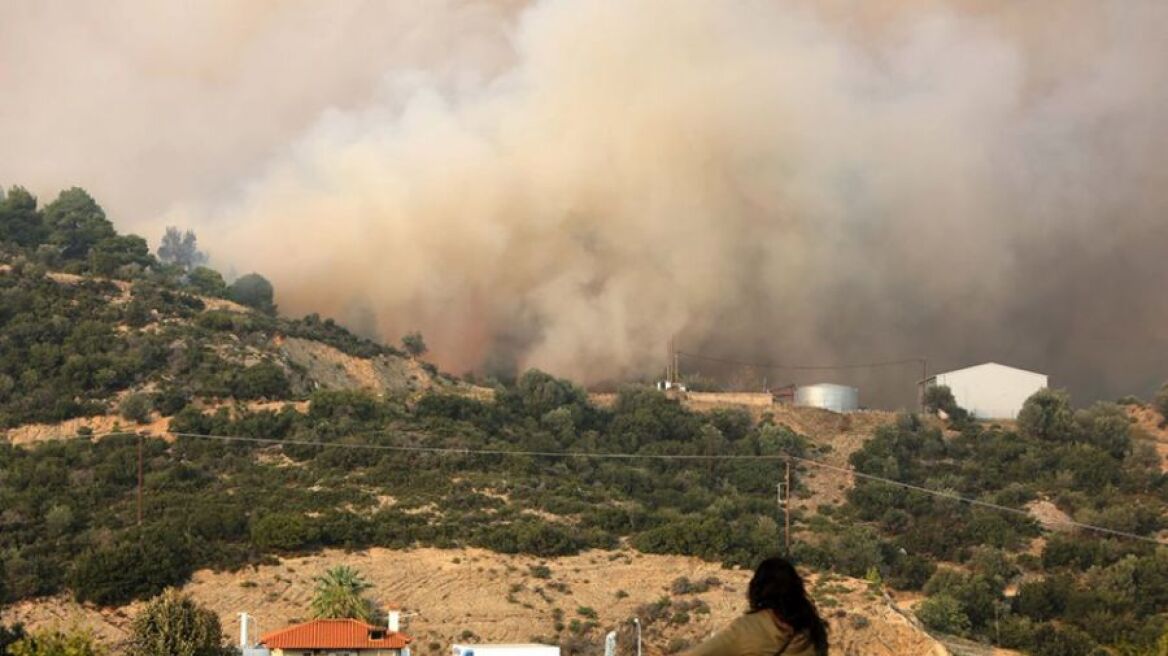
<box><xmin>260</xmin><ymin>618</ymin><xmax>412</xmax><ymax>650</ymax></box>
<box><xmin>932</xmin><ymin>361</ymin><xmax>1046</xmax><ymax>379</ymax></box>
<box><xmin>450</xmin><ymin>639</ymin><xmax>560</xmax><ymax>644</ymax></box>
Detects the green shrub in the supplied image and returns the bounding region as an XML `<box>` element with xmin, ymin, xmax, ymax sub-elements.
<box><xmin>250</xmin><ymin>513</ymin><xmax>318</xmax><ymax>551</ymax></box>
<box><xmin>923</xmin><ymin>385</ymin><xmax>970</xmax><ymax>424</ymax></box>
<box><xmin>118</xmin><ymin>392</ymin><xmax>153</xmax><ymax>424</ymax></box>
<box><xmin>152</xmin><ymin>388</ymin><xmax>189</xmax><ymax>416</ymax></box>
<box><xmin>1017</xmin><ymin>388</ymin><xmax>1075</xmax><ymax>441</ymax></box>
<box><xmin>1155</xmin><ymin>384</ymin><xmax>1168</xmax><ymax>424</ymax></box>
<box><xmin>915</xmin><ymin>594</ymin><xmax>970</xmax><ymax>636</ymax></box>
<box><xmin>127</xmin><ymin>588</ymin><xmax>233</xmax><ymax>656</ymax></box>
<box><xmin>0</xmin><ymin>622</ymin><xmax>27</xmax><ymax>654</ymax></box>
<box><xmin>233</xmin><ymin>361</ymin><xmax>290</xmax><ymax>400</ymax></box>
<box><xmin>967</xmin><ymin>546</ymin><xmax>1017</xmax><ymax>587</ymax></box>
<box><xmin>1015</xmin><ymin>577</ymin><xmax>1071</xmax><ymax>622</ymax></box>
<box><xmin>476</xmin><ymin>522</ymin><xmax>582</xmax><ymax>557</ymax></box>
<box><xmin>669</xmin><ymin>576</ymin><xmax>720</xmax><ymax>595</ymax></box>
<box><xmin>70</xmin><ymin>532</ymin><xmax>194</xmax><ymax>606</ymax></box>
<box><xmin>886</xmin><ymin>552</ymin><xmax>935</xmax><ymax>590</ymax></box>
<box><xmin>186</xmin><ymin>267</ymin><xmax>227</xmax><ymax>297</ymax></box>
<box><xmin>227</xmin><ymin>273</ymin><xmax>276</xmax><ymax>314</ymax></box>
<box><xmin>1031</xmin><ymin>623</ymin><xmax>1096</xmax><ymax>656</ymax></box>
<box><xmin>995</xmin><ymin>614</ymin><xmax>1036</xmax><ymax>651</ymax></box>
<box><xmin>10</xmin><ymin>627</ymin><xmax>107</xmax><ymax>656</ymax></box>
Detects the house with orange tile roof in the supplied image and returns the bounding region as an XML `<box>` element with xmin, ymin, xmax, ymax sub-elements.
<box><xmin>258</xmin><ymin>617</ymin><xmax>412</xmax><ymax>656</ymax></box>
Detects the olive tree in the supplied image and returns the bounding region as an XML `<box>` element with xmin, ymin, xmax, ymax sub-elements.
<box><xmin>226</xmin><ymin>273</ymin><xmax>276</xmax><ymax>315</ymax></box>
<box><xmin>1017</xmin><ymin>388</ymin><xmax>1075</xmax><ymax>442</ymax></box>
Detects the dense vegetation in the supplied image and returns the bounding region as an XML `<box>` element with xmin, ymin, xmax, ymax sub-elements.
<box><xmin>3</xmin><ymin>375</ymin><xmax>1166</xmax><ymax>652</ymax></box>
<box><xmin>3</xmin><ymin>185</ymin><xmax>1168</xmax><ymax>654</ymax></box>
<box><xmin>824</xmin><ymin>392</ymin><xmax>1168</xmax><ymax>654</ymax></box>
<box><xmin>0</xmin><ymin>378</ymin><xmax>812</xmax><ymax>606</ymax></box>
<box><xmin>0</xmin><ymin>185</ymin><xmax>410</xmax><ymax>428</ymax></box>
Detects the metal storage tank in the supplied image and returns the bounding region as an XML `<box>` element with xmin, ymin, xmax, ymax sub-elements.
<box><xmin>794</xmin><ymin>383</ymin><xmax>859</xmax><ymax>413</ymax></box>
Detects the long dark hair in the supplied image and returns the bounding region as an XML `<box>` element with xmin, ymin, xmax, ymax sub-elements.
<box><xmin>747</xmin><ymin>557</ymin><xmax>828</xmax><ymax>656</ymax></box>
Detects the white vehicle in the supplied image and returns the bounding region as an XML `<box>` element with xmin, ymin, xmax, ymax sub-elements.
<box><xmin>452</xmin><ymin>644</ymin><xmax>560</xmax><ymax>656</ymax></box>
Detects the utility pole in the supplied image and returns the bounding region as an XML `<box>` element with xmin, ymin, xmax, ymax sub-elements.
<box><xmin>672</xmin><ymin>339</ymin><xmax>680</xmax><ymax>385</ymax></box>
<box><xmin>776</xmin><ymin>459</ymin><xmax>791</xmax><ymax>556</ymax></box>
<box><xmin>918</xmin><ymin>357</ymin><xmax>928</xmax><ymax>413</ymax></box>
<box><xmin>784</xmin><ymin>459</ymin><xmax>791</xmax><ymax>555</ymax></box>
<box><xmin>137</xmin><ymin>433</ymin><xmax>144</xmax><ymax>526</ymax></box>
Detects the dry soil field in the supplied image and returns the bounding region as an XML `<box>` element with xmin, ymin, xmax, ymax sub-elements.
<box><xmin>2</xmin><ymin>547</ymin><xmax>949</xmax><ymax>656</ymax></box>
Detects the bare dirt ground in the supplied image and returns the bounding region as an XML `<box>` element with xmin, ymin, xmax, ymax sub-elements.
<box><xmin>3</xmin><ymin>400</ymin><xmax>310</xmax><ymax>446</ymax></box>
<box><xmin>763</xmin><ymin>406</ymin><xmax>897</xmax><ymax>510</ymax></box>
<box><xmin>1023</xmin><ymin>501</ymin><xmax>1074</xmax><ymax>532</ymax></box>
<box><xmin>3</xmin><ymin>412</ymin><xmax>171</xmax><ymax>445</ymax></box>
<box><xmin>276</xmin><ymin>336</ymin><xmax>493</xmax><ymax>402</ymax></box>
<box><xmin>1</xmin><ymin>547</ymin><xmax>948</xmax><ymax>656</ymax></box>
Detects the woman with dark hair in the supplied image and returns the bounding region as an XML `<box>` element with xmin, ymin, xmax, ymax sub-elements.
<box><xmin>682</xmin><ymin>557</ymin><xmax>828</xmax><ymax>656</ymax></box>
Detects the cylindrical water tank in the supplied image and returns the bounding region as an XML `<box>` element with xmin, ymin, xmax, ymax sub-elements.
<box><xmin>794</xmin><ymin>383</ymin><xmax>859</xmax><ymax>412</ymax></box>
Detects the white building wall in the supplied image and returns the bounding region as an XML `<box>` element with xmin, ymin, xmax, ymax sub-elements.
<box><xmin>932</xmin><ymin>362</ymin><xmax>1047</xmax><ymax>419</ymax></box>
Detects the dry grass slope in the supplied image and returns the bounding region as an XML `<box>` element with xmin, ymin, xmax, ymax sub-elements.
<box><xmin>1</xmin><ymin>548</ymin><xmax>949</xmax><ymax>656</ymax></box>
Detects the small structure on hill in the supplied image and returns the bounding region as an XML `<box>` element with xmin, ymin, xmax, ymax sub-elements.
<box><xmin>452</xmin><ymin>644</ymin><xmax>561</xmax><ymax>656</ymax></box>
<box><xmin>794</xmin><ymin>383</ymin><xmax>860</xmax><ymax>413</ymax></box>
<box><xmin>924</xmin><ymin>361</ymin><xmax>1047</xmax><ymax>419</ymax></box>
<box><xmin>258</xmin><ymin>616</ymin><xmax>412</xmax><ymax>656</ymax></box>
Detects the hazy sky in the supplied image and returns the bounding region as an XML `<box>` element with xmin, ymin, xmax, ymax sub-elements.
<box><xmin>3</xmin><ymin>0</ymin><xmax>1166</xmax><ymax>407</ymax></box>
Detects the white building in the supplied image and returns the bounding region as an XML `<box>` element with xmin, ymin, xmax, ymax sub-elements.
<box><xmin>452</xmin><ymin>645</ymin><xmax>560</xmax><ymax>656</ymax></box>
<box><xmin>926</xmin><ymin>362</ymin><xmax>1047</xmax><ymax>419</ymax></box>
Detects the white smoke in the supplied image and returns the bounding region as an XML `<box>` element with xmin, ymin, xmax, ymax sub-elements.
<box><xmin>3</xmin><ymin>0</ymin><xmax>1166</xmax><ymax>404</ymax></box>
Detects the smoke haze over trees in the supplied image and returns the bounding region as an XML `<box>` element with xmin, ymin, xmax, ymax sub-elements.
<box><xmin>2</xmin><ymin>0</ymin><xmax>1167</xmax><ymax>406</ymax></box>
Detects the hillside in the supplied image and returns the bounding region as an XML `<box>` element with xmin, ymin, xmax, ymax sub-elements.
<box><xmin>1</xmin><ymin>548</ymin><xmax>949</xmax><ymax>656</ymax></box>
<box><xmin>0</xmin><ymin>259</ymin><xmax>479</xmax><ymax>439</ymax></box>
<box><xmin>2</xmin><ymin>186</ymin><xmax>1168</xmax><ymax>655</ymax></box>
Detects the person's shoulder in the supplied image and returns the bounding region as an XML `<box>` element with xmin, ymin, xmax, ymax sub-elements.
<box><xmin>743</xmin><ymin>609</ymin><xmax>789</xmax><ymax>627</ymax></box>
<box><xmin>737</xmin><ymin>610</ymin><xmax>795</xmax><ymax>638</ymax></box>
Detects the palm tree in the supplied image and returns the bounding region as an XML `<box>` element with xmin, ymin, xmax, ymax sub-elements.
<box><xmin>310</xmin><ymin>565</ymin><xmax>376</xmax><ymax>622</ymax></box>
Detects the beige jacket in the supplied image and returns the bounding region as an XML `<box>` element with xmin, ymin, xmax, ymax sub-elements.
<box><xmin>682</xmin><ymin>610</ymin><xmax>818</xmax><ymax>656</ymax></box>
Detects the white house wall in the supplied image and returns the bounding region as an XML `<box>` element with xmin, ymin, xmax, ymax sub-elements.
<box><xmin>933</xmin><ymin>363</ymin><xmax>1047</xmax><ymax>419</ymax></box>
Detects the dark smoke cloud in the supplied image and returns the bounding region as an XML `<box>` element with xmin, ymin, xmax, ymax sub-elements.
<box><xmin>2</xmin><ymin>0</ymin><xmax>1166</xmax><ymax>407</ymax></box>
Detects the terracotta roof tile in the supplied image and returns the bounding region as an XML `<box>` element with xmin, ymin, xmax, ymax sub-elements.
<box><xmin>260</xmin><ymin>618</ymin><xmax>412</xmax><ymax>649</ymax></box>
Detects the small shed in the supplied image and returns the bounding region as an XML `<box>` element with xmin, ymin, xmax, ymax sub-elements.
<box><xmin>926</xmin><ymin>362</ymin><xmax>1047</xmax><ymax>419</ymax></box>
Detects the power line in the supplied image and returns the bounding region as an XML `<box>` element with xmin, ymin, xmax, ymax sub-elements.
<box><xmin>676</xmin><ymin>351</ymin><xmax>925</xmax><ymax>372</ymax></box>
<box><xmin>26</xmin><ymin>428</ymin><xmax>1165</xmax><ymax>546</ymax></box>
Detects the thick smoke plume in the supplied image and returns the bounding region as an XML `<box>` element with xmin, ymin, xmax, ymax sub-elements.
<box><xmin>3</xmin><ymin>1</ymin><xmax>1166</xmax><ymax>406</ymax></box>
